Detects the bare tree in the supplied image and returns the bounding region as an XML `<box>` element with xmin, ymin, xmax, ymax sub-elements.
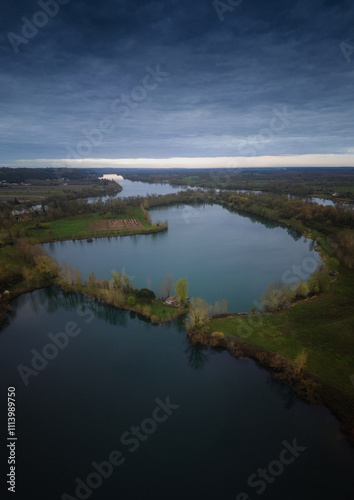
<box><xmin>157</xmin><ymin>274</ymin><xmax>173</xmax><ymax>300</ymax></box>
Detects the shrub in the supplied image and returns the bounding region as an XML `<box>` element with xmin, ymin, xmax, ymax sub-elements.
<box><xmin>211</xmin><ymin>331</ymin><xmax>224</xmax><ymax>340</ymax></box>
<box><xmin>293</xmin><ymin>349</ymin><xmax>308</xmax><ymax>379</ymax></box>
<box><xmin>293</xmin><ymin>280</ymin><xmax>309</xmax><ymax>299</ymax></box>
<box><xmin>127</xmin><ymin>296</ymin><xmax>136</xmax><ymax>306</ymax></box>
<box><xmin>142</xmin><ymin>305</ymin><xmax>151</xmax><ymax>317</ymax></box>
<box><xmin>307</xmin><ymin>266</ymin><xmax>331</xmax><ymax>294</ymax></box>
<box><xmin>261</xmin><ymin>282</ymin><xmax>294</xmax><ymax>312</ymax></box>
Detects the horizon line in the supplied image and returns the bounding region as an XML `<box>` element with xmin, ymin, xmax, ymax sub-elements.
<box><xmin>2</xmin><ymin>154</ymin><xmax>354</xmax><ymax>169</ymax></box>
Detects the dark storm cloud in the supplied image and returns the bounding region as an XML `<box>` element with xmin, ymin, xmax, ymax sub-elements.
<box><xmin>0</xmin><ymin>0</ymin><xmax>353</xmax><ymax>163</ymax></box>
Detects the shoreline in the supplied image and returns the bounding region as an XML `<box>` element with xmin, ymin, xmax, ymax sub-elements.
<box><xmin>187</xmin><ymin>328</ymin><xmax>354</xmax><ymax>447</ymax></box>
<box><xmin>1</xmin><ymin>200</ymin><xmax>353</xmax><ymax>447</ymax></box>
<box><xmin>38</xmin><ymin>224</ymin><xmax>168</xmax><ymax>244</ymax></box>
<box><xmin>3</xmin><ymin>276</ymin><xmax>353</xmax><ymax>449</ymax></box>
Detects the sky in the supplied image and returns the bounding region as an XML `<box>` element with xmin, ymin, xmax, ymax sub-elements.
<box><xmin>0</xmin><ymin>0</ymin><xmax>354</xmax><ymax>169</ymax></box>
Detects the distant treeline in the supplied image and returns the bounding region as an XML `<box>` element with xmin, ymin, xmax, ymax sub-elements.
<box><xmin>0</xmin><ymin>179</ymin><xmax>121</xmax><ymax>214</ymax></box>
<box><xmin>0</xmin><ymin>167</ymin><xmax>98</xmax><ymax>184</ymax></box>
<box><xmin>123</xmin><ymin>167</ymin><xmax>354</xmax><ymax>199</ymax></box>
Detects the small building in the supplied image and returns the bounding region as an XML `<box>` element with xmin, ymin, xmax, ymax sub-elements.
<box><xmin>164</xmin><ymin>296</ymin><xmax>180</xmax><ymax>308</ymax></box>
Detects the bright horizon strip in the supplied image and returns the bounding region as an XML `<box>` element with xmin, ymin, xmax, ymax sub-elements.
<box><xmin>7</xmin><ymin>154</ymin><xmax>354</xmax><ymax>168</ymax></box>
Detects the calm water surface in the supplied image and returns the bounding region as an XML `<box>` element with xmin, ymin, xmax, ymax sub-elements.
<box><xmin>0</xmin><ymin>288</ymin><xmax>354</xmax><ymax>500</ymax></box>
<box><xmin>45</xmin><ymin>204</ymin><xmax>321</xmax><ymax>312</ymax></box>
<box><xmin>95</xmin><ymin>175</ymin><xmax>192</xmax><ymax>201</ymax></box>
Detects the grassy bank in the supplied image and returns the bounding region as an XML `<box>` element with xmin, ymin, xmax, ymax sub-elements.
<box><xmin>199</xmin><ymin>266</ymin><xmax>354</xmax><ymax>442</ymax></box>
<box><xmin>13</xmin><ymin>207</ymin><xmax>167</xmax><ymax>243</ymax></box>
<box><xmin>1</xmin><ymin>191</ymin><xmax>353</xmax><ymax>445</ymax></box>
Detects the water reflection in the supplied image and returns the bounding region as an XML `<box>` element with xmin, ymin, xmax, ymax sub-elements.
<box><xmin>286</xmin><ymin>226</ymin><xmax>302</xmax><ymax>241</ymax></box>
<box><xmin>185</xmin><ymin>343</ymin><xmax>208</xmax><ymax>370</ymax></box>
<box><xmin>227</xmin><ymin>207</ymin><xmax>305</xmax><ymax>242</ymax></box>
<box><xmin>266</xmin><ymin>376</ymin><xmax>297</xmax><ymax>410</ymax></box>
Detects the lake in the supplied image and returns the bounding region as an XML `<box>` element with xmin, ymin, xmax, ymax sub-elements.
<box><xmin>1</xmin><ymin>288</ymin><xmax>354</xmax><ymax>499</ymax></box>
<box><xmin>95</xmin><ymin>174</ymin><xmax>193</xmax><ymax>201</ymax></box>
<box><xmin>44</xmin><ymin>203</ymin><xmax>321</xmax><ymax>313</ymax></box>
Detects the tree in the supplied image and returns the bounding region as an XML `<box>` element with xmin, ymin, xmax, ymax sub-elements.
<box><xmin>307</xmin><ymin>266</ymin><xmax>330</xmax><ymax>294</ymax></box>
<box><xmin>293</xmin><ymin>349</ymin><xmax>308</xmax><ymax>379</ymax></box>
<box><xmin>22</xmin><ymin>267</ymin><xmax>33</xmax><ymax>290</ymax></box>
<box><xmin>75</xmin><ymin>268</ymin><xmax>82</xmax><ymax>286</ymax></box>
<box><xmin>213</xmin><ymin>299</ymin><xmax>228</xmax><ymax>316</ymax></box>
<box><xmin>157</xmin><ymin>274</ymin><xmax>173</xmax><ymax>300</ymax></box>
<box><xmin>34</xmin><ymin>255</ymin><xmax>60</xmax><ymax>281</ymax></box>
<box><xmin>111</xmin><ymin>270</ymin><xmax>133</xmax><ymax>294</ymax></box>
<box><xmin>60</xmin><ymin>261</ymin><xmax>75</xmax><ymax>284</ymax></box>
<box><xmin>185</xmin><ymin>297</ymin><xmax>211</xmax><ymax>332</ymax></box>
<box><xmin>261</xmin><ymin>282</ymin><xmax>294</xmax><ymax>312</ymax></box>
<box><xmin>87</xmin><ymin>272</ymin><xmax>99</xmax><ymax>292</ymax></box>
<box><xmin>135</xmin><ymin>288</ymin><xmax>156</xmax><ymax>303</ymax></box>
<box><xmin>293</xmin><ymin>280</ymin><xmax>309</xmax><ymax>299</ymax></box>
<box><xmin>15</xmin><ymin>238</ymin><xmax>34</xmax><ymax>263</ymax></box>
<box><xmin>174</xmin><ymin>277</ymin><xmax>189</xmax><ymax>305</ymax></box>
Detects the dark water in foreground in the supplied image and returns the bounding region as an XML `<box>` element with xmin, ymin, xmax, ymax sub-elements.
<box><xmin>1</xmin><ymin>288</ymin><xmax>354</xmax><ymax>500</ymax></box>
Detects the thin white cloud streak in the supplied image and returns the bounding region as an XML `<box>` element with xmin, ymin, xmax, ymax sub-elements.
<box><xmin>8</xmin><ymin>154</ymin><xmax>354</xmax><ymax>169</ymax></box>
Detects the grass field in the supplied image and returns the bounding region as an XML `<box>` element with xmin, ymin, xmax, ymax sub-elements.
<box><xmin>147</xmin><ymin>300</ymin><xmax>187</xmax><ymax>321</ymax></box>
<box><xmin>15</xmin><ymin>207</ymin><xmax>162</xmax><ymax>242</ymax></box>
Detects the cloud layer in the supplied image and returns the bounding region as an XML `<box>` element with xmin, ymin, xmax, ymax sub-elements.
<box><xmin>1</xmin><ymin>0</ymin><xmax>353</xmax><ymax>165</ymax></box>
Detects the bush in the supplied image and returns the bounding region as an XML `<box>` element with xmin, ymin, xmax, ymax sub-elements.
<box><xmin>261</xmin><ymin>282</ymin><xmax>294</xmax><ymax>312</ymax></box>
<box><xmin>307</xmin><ymin>266</ymin><xmax>331</xmax><ymax>294</ymax></box>
<box><xmin>293</xmin><ymin>349</ymin><xmax>308</xmax><ymax>379</ymax></box>
<box><xmin>127</xmin><ymin>296</ymin><xmax>136</xmax><ymax>306</ymax></box>
<box><xmin>211</xmin><ymin>331</ymin><xmax>224</xmax><ymax>340</ymax></box>
<box><xmin>293</xmin><ymin>280</ymin><xmax>309</xmax><ymax>299</ymax></box>
<box><xmin>142</xmin><ymin>305</ymin><xmax>151</xmax><ymax>317</ymax></box>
